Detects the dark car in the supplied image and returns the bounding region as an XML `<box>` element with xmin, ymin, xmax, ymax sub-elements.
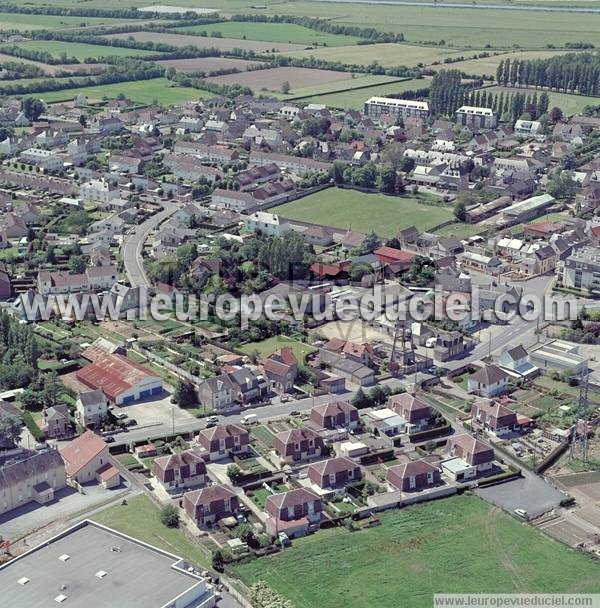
<box><xmin>289</xmin><ymin>410</ymin><xmax>300</xmax><ymax>416</ymax></box>
<box><xmin>124</xmin><ymin>419</ymin><xmax>137</xmax><ymax>427</ymax></box>
<box><xmin>105</xmin><ymin>436</ymin><xmax>115</xmax><ymax>443</ymax></box>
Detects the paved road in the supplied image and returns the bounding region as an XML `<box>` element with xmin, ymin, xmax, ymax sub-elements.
<box><xmin>121</xmin><ymin>202</ymin><xmax>179</xmax><ymax>288</ymax></box>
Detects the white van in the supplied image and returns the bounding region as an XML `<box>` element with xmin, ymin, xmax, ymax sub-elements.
<box><xmin>241</xmin><ymin>414</ymin><xmax>258</xmax><ymax>426</ymax></box>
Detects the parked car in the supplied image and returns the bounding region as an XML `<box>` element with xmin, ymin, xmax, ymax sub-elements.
<box><xmin>514</xmin><ymin>508</ymin><xmax>528</xmax><ymax>520</ymax></box>
<box><xmin>105</xmin><ymin>436</ymin><xmax>115</xmax><ymax>443</ymax></box>
<box><xmin>124</xmin><ymin>419</ymin><xmax>137</xmax><ymax>427</ymax></box>
<box><xmin>241</xmin><ymin>414</ymin><xmax>258</xmax><ymax>425</ymax></box>
<box><xmin>289</xmin><ymin>410</ymin><xmax>300</xmax><ymax>416</ymax></box>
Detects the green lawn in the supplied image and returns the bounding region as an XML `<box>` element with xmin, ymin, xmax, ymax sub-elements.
<box><xmin>0</xmin><ymin>12</ymin><xmax>132</xmax><ymax>30</ymax></box>
<box><xmin>298</xmin><ymin>78</ymin><xmax>429</xmax><ymax>110</ymax></box>
<box><xmin>33</xmin><ymin>78</ymin><xmax>213</xmax><ymax>105</ymax></box>
<box><xmin>91</xmin><ymin>494</ymin><xmax>210</xmax><ymax>568</ymax></box>
<box><xmin>250</xmin><ymin>425</ymin><xmax>276</xmax><ymax>449</ymax></box>
<box><xmin>239</xmin><ymin>335</ymin><xmax>316</xmax><ymax>362</ymax></box>
<box><xmin>276</xmin><ymin>188</ymin><xmax>452</xmax><ymax>237</ymax></box>
<box><xmin>483</xmin><ymin>86</ymin><xmax>600</xmax><ymax>116</ymax></box>
<box><xmin>175</xmin><ymin>22</ymin><xmax>361</xmax><ymax>47</ymax></box>
<box><xmin>4</xmin><ymin>40</ymin><xmax>157</xmax><ymax>61</ymax></box>
<box><xmin>232</xmin><ymin>495</ymin><xmax>600</xmax><ymax>607</ymax></box>
<box><xmin>434</xmin><ymin>222</ymin><xmax>485</xmax><ymax>239</ymax></box>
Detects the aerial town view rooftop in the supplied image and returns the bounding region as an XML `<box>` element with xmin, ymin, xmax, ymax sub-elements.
<box><xmin>1</xmin><ymin>0</ymin><xmax>600</xmax><ymax>606</ymax></box>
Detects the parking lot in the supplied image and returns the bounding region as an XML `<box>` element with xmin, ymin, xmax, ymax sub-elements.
<box><xmin>110</xmin><ymin>391</ymin><xmax>196</xmax><ymax>430</ymax></box>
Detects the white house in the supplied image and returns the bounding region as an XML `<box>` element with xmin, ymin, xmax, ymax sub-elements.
<box><xmin>243</xmin><ymin>211</ymin><xmax>291</xmax><ymax>237</ymax></box>
<box><xmin>467</xmin><ymin>364</ymin><xmax>509</xmax><ymax>398</ymax></box>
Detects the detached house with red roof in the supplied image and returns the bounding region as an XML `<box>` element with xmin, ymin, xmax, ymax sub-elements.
<box><xmin>273</xmin><ymin>428</ymin><xmax>324</xmax><ymax>464</ymax></box>
<box><xmin>471</xmin><ymin>399</ymin><xmax>518</xmax><ymax>435</ymax></box>
<box><xmin>183</xmin><ymin>484</ymin><xmax>240</xmax><ymax>528</ymax></box>
<box><xmin>59</xmin><ymin>431</ymin><xmax>120</xmax><ymax>489</ymax></box>
<box><xmin>307</xmin><ymin>457</ymin><xmax>362</xmax><ymax>492</ymax></box>
<box><xmin>263</xmin><ymin>346</ymin><xmax>298</xmax><ymax>394</ymax></box>
<box><xmin>76</xmin><ymin>353</ymin><xmax>162</xmax><ymax>405</ymax></box>
<box><xmin>442</xmin><ymin>434</ymin><xmax>495</xmax><ymax>481</ymax></box>
<box><xmin>265</xmin><ymin>488</ymin><xmax>323</xmax><ymax>538</ymax></box>
<box><xmin>152</xmin><ymin>450</ymin><xmax>206</xmax><ymax>492</ymax></box>
<box><xmin>310</xmin><ymin>400</ymin><xmax>359</xmax><ymax>431</ymax></box>
<box><xmin>197</xmin><ymin>424</ymin><xmax>250</xmax><ymax>461</ymax></box>
<box><xmin>388</xmin><ymin>393</ymin><xmax>432</xmax><ymax>433</ymax></box>
<box><xmin>387</xmin><ymin>459</ymin><xmax>441</xmax><ymax>492</ymax></box>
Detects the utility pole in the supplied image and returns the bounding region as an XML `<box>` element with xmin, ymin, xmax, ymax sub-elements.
<box><xmin>570</xmin><ymin>366</ymin><xmax>589</xmax><ymax>465</ymax></box>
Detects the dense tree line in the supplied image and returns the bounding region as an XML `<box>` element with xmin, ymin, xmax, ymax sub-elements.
<box><xmin>429</xmin><ymin>70</ymin><xmax>470</xmax><ymax>116</ymax></box>
<box><xmin>0</xmin><ymin>311</ymin><xmax>39</xmax><ymax>391</ymax></box>
<box><xmin>165</xmin><ymin>70</ymin><xmax>252</xmax><ymax>98</ymax></box>
<box><xmin>466</xmin><ymin>88</ymin><xmax>550</xmax><ymax>122</ymax></box>
<box><xmin>495</xmin><ymin>53</ymin><xmax>600</xmax><ymax>96</ymax></box>
<box><xmin>0</xmin><ymin>3</ymin><xmax>191</xmax><ymax>19</ymax></box>
<box><xmin>0</xmin><ymin>61</ymin><xmax>44</xmax><ymax>80</ymax></box>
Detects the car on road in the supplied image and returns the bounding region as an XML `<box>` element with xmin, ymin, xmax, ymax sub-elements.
<box><xmin>124</xmin><ymin>419</ymin><xmax>137</xmax><ymax>427</ymax></box>
<box><xmin>289</xmin><ymin>410</ymin><xmax>300</xmax><ymax>416</ymax></box>
<box><xmin>241</xmin><ymin>414</ymin><xmax>258</xmax><ymax>425</ymax></box>
<box><xmin>114</xmin><ymin>412</ymin><xmax>128</xmax><ymax>420</ymax></box>
<box><xmin>105</xmin><ymin>436</ymin><xmax>115</xmax><ymax>443</ymax></box>
<box><xmin>514</xmin><ymin>508</ymin><xmax>528</xmax><ymax>520</ymax></box>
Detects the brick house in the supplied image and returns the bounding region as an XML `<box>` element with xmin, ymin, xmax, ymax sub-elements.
<box><xmin>152</xmin><ymin>450</ymin><xmax>207</xmax><ymax>491</ymax></box>
<box><xmin>445</xmin><ymin>434</ymin><xmax>495</xmax><ymax>479</ymax></box>
<box><xmin>310</xmin><ymin>401</ymin><xmax>359</xmax><ymax>430</ymax></box>
<box><xmin>307</xmin><ymin>457</ymin><xmax>362</xmax><ymax>491</ymax></box>
<box><xmin>471</xmin><ymin>399</ymin><xmax>518</xmax><ymax>434</ymax></box>
<box><xmin>263</xmin><ymin>347</ymin><xmax>298</xmax><ymax>394</ymax></box>
<box><xmin>183</xmin><ymin>484</ymin><xmax>239</xmax><ymax>527</ymax></box>
<box><xmin>265</xmin><ymin>488</ymin><xmax>323</xmax><ymax>537</ymax></box>
<box><xmin>273</xmin><ymin>428</ymin><xmax>324</xmax><ymax>463</ymax></box>
<box><xmin>342</xmin><ymin>341</ymin><xmax>374</xmax><ymax>367</ymax></box>
<box><xmin>387</xmin><ymin>460</ymin><xmax>441</xmax><ymax>492</ymax></box>
<box><xmin>197</xmin><ymin>424</ymin><xmax>250</xmax><ymax>461</ymax></box>
<box><xmin>388</xmin><ymin>393</ymin><xmax>432</xmax><ymax>432</ymax></box>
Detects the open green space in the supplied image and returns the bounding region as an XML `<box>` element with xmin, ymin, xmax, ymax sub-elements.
<box><xmin>483</xmin><ymin>86</ymin><xmax>600</xmax><ymax>116</ymax></box>
<box><xmin>297</xmin><ymin>78</ymin><xmax>429</xmax><ymax>109</ymax></box>
<box><xmin>0</xmin><ymin>12</ymin><xmax>132</xmax><ymax>30</ymax></box>
<box><xmin>91</xmin><ymin>493</ymin><xmax>210</xmax><ymax>568</ymax></box>
<box><xmin>233</xmin><ymin>495</ymin><xmax>600</xmax><ymax>607</ymax></box>
<box><xmin>4</xmin><ymin>40</ymin><xmax>158</xmax><ymax>61</ymax></box>
<box><xmin>239</xmin><ymin>335</ymin><xmax>316</xmax><ymax>362</ymax></box>
<box><xmin>434</xmin><ymin>222</ymin><xmax>485</xmax><ymax>239</ymax></box>
<box><xmin>30</xmin><ymin>78</ymin><xmax>213</xmax><ymax>105</ymax></box>
<box><xmin>250</xmin><ymin>425</ymin><xmax>276</xmax><ymax>448</ymax></box>
<box><xmin>286</xmin><ymin>42</ymin><xmax>471</xmax><ymax>68</ymax></box>
<box><xmin>175</xmin><ymin>21</ymin><xmax>361</xmax><ymax>47</ymax></box>
<box><xmin>276</xmin><ymin>187</ymin><xmax>452</xmax><ymax>237</ymax></box>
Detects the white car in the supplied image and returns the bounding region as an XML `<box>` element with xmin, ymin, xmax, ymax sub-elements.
<box><xmin>514</xmin><ymin>508</ymin><xmax>528</xmax><ymax>519</ymax></box>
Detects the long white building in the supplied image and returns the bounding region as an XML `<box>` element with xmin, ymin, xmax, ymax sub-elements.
<box><xmin>364</xmin><ymin>96</ymin><xmax>430</xmax><ymax>119</ymax></box>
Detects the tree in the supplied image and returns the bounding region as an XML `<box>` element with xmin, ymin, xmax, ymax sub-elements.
<box><xmin>381</xmin><ymin>142</ymin><xmax>405</xmax><ymax>171</ymax></box>
<box><xmin>22</xmin><ymin>97</ymin><xmax>45</xmax><ymax>121</ymax></box>
<box><xmin>250</xmin><ymin>582</ymin><xmax>294</xmax><ymax>608</ymax></box>
<box><xmin>212</xmin><ymin>549</ymin><xmax>225</xmax><ymax>572</ymax></box>
<box><xmin>454</xmin><ymin>199</ymin><xmax>467</xmax><ymax>222</ymax></box>
<box><xmin>378</xmin><ymin>167</ymin><xmax>397</xmax><ymax>193</ymax></box>
<box><xmin>173</xmin><ymin>380</ymin><xmax>196</xmax><ymax>407</ymax></box>
<box><xmin>160</xmin><ymin>504</ymin><xmax>180</xmax><ymax>528</ymax></box>
<box><xmin>69</xmin><ymin>255</ymin><xmax>86</xmax><ymax>274</ymax></box>
<box><xmin>0</xmin><ymin>414</ymin><xmax>22</xmax><ymax>448</ymax></box>
<box><xmin>547</xmin><ymin>170</ymin><xmax>577</xmax><ymax>201</ymax></box>
<box><xmin>235</xmin><ymin>522</ymin><xmax>255</xmax><ymax>543</ymax></box>
<box><xmin>227</xmin><ymin>463</ymin><xmax>241</xmax><ymax>482</ymax></box>
<box><xmin>351</xmin><ymin>387</ymin><xmax>371</xmax><ymax>409</ymax></box>
<box><xmin>280</xmin><ymin>80</ymin><xmax>291</xmax><ymax>94</ymax></box>
<box><xmin>361</xmin><ymin>231</ymin><xmax>381</xmax><ymax>254</ymax></box>
<box><xmin>550</xmin><ymin>106</ymin><xmax>564</xmax><ymax>123</ymax></box>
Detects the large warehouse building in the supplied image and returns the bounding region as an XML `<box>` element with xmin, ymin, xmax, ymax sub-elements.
<box><xmin>0</xmin><ymin>520</ymin><xmax>217</xmax><ymax>608</ymax></box>
<box><xmin>76</xmin><ymin>352</ymin><xmax>162</xmax><ymax>405</ymax></box>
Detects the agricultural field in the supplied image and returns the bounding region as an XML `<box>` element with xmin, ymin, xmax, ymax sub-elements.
<box><xmin>434</xmin><ymin>50</ymin><xmax>572</xmax><ymax>78</ymax></box>
<box><xmin>276</xmin><ymin>188</ymin><xmax>452</xmax><ymax>237</ymax></box>
<box><xmin>0</xmin><ymin>12</ymin><xmax>132</xmax><ymax>30</ymax></box>
<box><xmin>296</xmin><ymin>77</ymin><xmax>430</xmax><ymax>109</ymax></box>
<box><xmin>233</xmin><ymin>495</ymin><xmax>600</xmax><ymax>608</ymax></box>
<box><xmin>4</xmin><ymin>40</ymin><xmax>157</xmax><ymax>61</ymax></box>
<box><xmin>0</xmin><ymin>53</ymin><xmax>108</xmax><ymax>75</ymax></box>
<box><xmin>174</xmin><ymin>21</ymin><xmax>361</xmax><ymax>47</ymax></box>
<box><xmin>483</xmin><ymin>86</ymin><xmax>600</xmax><ymax>116</ymax></box>
<box><xmin>239</xmin><ymin>335</ymin><xmax>317</xmax><ymax>362</ymax></box>
<box><xmin>156</xmin><ymin>56</ymin><xmax>265</xmax><ymax>73</ymax></box>
<box><xmin>278</xmin><ymin>74</ymin><xmax>406</xmax><ymax>101</ymax></box>
<box><xmin>205</xmin><ymin>66</ymin><xmax>356</xmax><ymax>94</ymax></box>
<box><xmin>31</xmin><ymin>77</ymin><xmax>212</xmax><ymax>105</ymax></box>
<box><xmin>107</xmin><ymin>31</ymin><xmax>305</xmax><ymax>53</ymax></box>
<box><xmin>286</xmin><ymin>42</ymin><xmax>472</xmax><ymax>69</ymax></box>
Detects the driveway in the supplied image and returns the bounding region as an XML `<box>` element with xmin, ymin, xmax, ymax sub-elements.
<box><xmin>475</xmin><ymin>476</ymin><xmax>566</xmax><ymax>519</ymax></box>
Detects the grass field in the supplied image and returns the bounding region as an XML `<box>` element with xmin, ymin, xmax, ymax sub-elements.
<box><xmin>91</xmin><ymin>494</ymin><xmax>210</xmax><ymax>568</ymax></box>
<box><xmin>239</xmin><ymin>335</ymin><xmax>316</xmax><ymax>362</ymax></box>
<box><xmin>276</xmin><ymin>188</ymin><xmax>451</xmax><ymax>237</ymax></box>
<box><xmin>175</xmin><ymin>21</ymin><xmax>361</xmax><ymax>47</ymax></box>
<box><xmin>286</xmin><ymin>42</ymin><xmax>472</xmax><ymax>68</ymax></box>
<box><xmin>483</xmin><ymin>86</ymin><xmax>600</xmax><ymax>116</ymax></box>
<box><xmin>0</xmin><ymin>12</ymin><xmax>131</xmax><ymax>30</ymax></box>
<box><xmin>31</xmin><ymin>78</ymin><xmax>213</xmax><ymax>105</ymax></box>
<box><xmin>434</xmin><ymin>222</ymin><xmax>485</xmax><ymax>239</ymax></box>
<box><xmin>297</xmin><ymin>77</ymin><xmax>429</xmax><ymax>109</ymax></box>
<box><xmin>232</xmin><ymin>495</ymin><xmax>600</xmax><ymax>607</ymax></box>
<box><xmin>5</xmin><ymin>39</ymin><xmax>157</xmax><ymax>61</ymax></box>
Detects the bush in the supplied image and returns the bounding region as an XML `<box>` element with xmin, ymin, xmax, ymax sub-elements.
<box><xmin>160</xmin><ymin>504</ymin><xmax>180</xmax><ymax>528</ymax></box>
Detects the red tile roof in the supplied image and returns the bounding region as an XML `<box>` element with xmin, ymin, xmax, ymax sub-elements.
<box><xmin>60</xmin><ymin>431</ymin><xmax>107</xmax><ymax>477</ymax></box>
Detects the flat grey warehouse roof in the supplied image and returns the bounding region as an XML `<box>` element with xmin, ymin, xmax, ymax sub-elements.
<box><xmin>0</xmin><ymin>520</ymin><xmax>214</xmax><ymax>608</ymax></box>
